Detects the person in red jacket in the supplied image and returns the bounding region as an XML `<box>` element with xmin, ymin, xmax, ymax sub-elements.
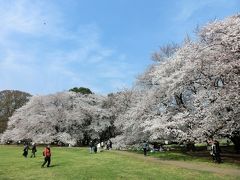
<box><xmin>41</xmin><ymin>145</ymin><xmax>51</xmax><ymax>168</ymax></box>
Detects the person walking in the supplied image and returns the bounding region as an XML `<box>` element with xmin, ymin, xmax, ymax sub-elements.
<box><xmin>41</xmin><ymin>145</ymin><xmax>51</xmax><ymax>168</ymax></box>
<box><xmin>23</xmin><ymin>143</ymin><xmax>29</xmax><ymax>158</ymax></box>
<box><xmin>30</xmin><ymin>143</ymin><xmax>37</xmax><ymax>158</ymax></box>
<box><xmin>143</xmin><ymin>141</ymin><xmax>149</xmax><ymax>156</ymax></box>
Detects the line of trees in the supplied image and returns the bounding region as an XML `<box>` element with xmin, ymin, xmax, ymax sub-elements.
<box><xmin>110</xmin><ymin>15</ymin><xmax>240</xmax><ymax>152</ymax></box>
<box><xmin>1</xmin><ymin>92</ymin><xmax>115</xmax><ymax>146</ymax></box>
<box><xmin>1</xmin><ymin>15</ymin><xmax>239</xmax><ymax>152</ymax></box>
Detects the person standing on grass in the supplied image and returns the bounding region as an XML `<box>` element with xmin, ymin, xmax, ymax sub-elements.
<box><xmin>23</xmin><ymin>143</ymin><xmax>29</xmax><ymax>158</ymax></box>
<box><xmin>30</xmin><ymin>143</ymin><xmax>37</xmax><ymax>158</ymax></box>
<box><xmin>97</xmin><ymin>142</ymin><xmax>101</xmax><ymax>152</ymax></box>
<box><xmin>109</xmin><ymin>140</ymin><xmax>112</xmax><ymax>150</ymax></box>
<box><xmin>105</xmin><ymin>141</ymin><xmax>109</xmax><ymax>150</ymax></box>
<box><xmin>41</xmin><ymin>145</ymin><xmax>51</xmax><ymax>168</ymax></box>
<box><xmin>89</xmin><ymin>140</ymin><xmax>94</xmax><ymax>153</ymax></box>
<box><xmin>143</xmin><ymin>141</ymin><xmax>149</xmax><ymax>156</ymax></box>
<box><xmin>213</xmin><ymin>140</ymin><xmax>222</xmax><ymax>163</ymax></box>
<box><xmin>94</xmin><ymin>143</ymin><xmax>98</xmax><ymax>153</ymax></box>
<box><xmin>209</xmin><ymin>139</ymin><xmax>216</xmax><ymax>162</ymax></box>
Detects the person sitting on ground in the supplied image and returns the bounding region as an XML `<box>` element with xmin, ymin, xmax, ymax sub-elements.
<box><xmin>41</xmin><ymin>145</ymin><xmax>51</xmax><ymax>168</ymax></box>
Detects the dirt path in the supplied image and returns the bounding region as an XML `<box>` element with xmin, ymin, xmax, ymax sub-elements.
<box><xmin>112</xmin><ymin>150</ymin><xmax>240</xmax><ymax>176</ymax></box>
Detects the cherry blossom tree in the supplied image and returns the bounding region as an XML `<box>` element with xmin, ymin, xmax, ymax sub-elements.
<box><xmin>1</xmin><ymin>92</ymin><xmax>114</xmax><ymax>146</ymax></box>
<box><xmin>1</xmin><ymin>15</ymin><xmax>239</xmax><ymax>151</ymax></box>
<box><xmin>113</xmin><ymin>15</ymin><xmax>240</xmax><ymax>150</ymax></box>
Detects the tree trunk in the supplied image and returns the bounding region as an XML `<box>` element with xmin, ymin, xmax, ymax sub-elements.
<box><xmin>186</xmin><ymin>142</ymin><xmax>196</xmax><ymax>152</ymax></box>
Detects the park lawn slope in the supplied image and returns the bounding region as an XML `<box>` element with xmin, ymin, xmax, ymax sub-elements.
<box><xmin>130</xmin><ymin>150</ymin><xmax>240</xmax><ymax>169</ymax></box>
<box><xmin>0</xmin><ymin>145</ymin><xmax>239</xmax><ymax>180</ymax></box>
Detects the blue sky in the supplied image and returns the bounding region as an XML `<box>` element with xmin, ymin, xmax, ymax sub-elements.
<box><xmin>0</xmin><ymin>0</ymin><xmax>239</xmax><ymax>95</ymax></box>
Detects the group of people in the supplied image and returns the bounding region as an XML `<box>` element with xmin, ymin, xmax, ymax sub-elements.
<box><xmin>22</xmin><ymin>143</ymin><xmax>37</xmax><ymax>158</ymax></box>
<box><xmin>142</xmin><ymin>140</ymin><xmax>222</xmax><ymax>163</ymax></box>
<box><xmin>89</xmin><ymin>140</ymin><xmax>112</xmax><ymax>153</ymax></box>
<box><xmin>22</xmin><ymin>143</ymin><xmax>52</xmax><ymax>167</ymax></box>
<box><xmin>21</xmin><ymin>139</ymin><xmax>221</xmax><ymax>169</ymax></box>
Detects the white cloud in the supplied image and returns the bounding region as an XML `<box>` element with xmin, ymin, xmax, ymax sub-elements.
<box><xmin>0</xmin><ymin>0</ymin><xmax>61</xmax><ymax>38</ymax></box>
<box><xmin>174</xmin><ymin>1</ymin><xmax>210</xmax><ymax>22</ymax></box>
<box><xmin>0</xmin><ymin>0</ymin><xmax>136</xmax><ymax>95</ymax></box>
<box><xmin>174</xmin><ymin>0</ymin><xmax>239</xmax><ymax>22</ymax></box>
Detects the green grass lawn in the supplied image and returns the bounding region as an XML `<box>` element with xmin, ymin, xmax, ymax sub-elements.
<box><xmin>131</xmin><ymin>149</ymin><xmax>240</xmax><ymax>169</ymax></box>
<box><xmin>150</xmin><ymin>151</ymin><xmax>240</xmax><ymax>169</ymax></box>
<box><xmin>0</xmin><ymin>145</ymin><xmax>239</xmax><ymax>180</ymax></box>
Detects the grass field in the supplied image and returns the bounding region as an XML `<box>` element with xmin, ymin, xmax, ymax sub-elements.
<box><xmin>133</xmin><ymin>150</ymin><xmax>240</xmax><ymax>169</ymax></box>
<box><xmin>0</xmin><ymin>145</ymin><xmax>239</xmax><ymax>180</ymax></box>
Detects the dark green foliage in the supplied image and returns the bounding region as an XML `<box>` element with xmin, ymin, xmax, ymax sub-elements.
<box><xmin>0</xmin><ymin>90</ymin><xmax>31</xmax><ymax>133</ymax></box>
<box><xmin>69</xmin><ymin>87</ymin><xmax>93</xmax><ymax>94</ymax></box>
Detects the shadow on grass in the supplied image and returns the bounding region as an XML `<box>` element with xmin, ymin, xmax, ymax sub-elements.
<box><xmin>129</xmin><ymin>149</ymin><xmax>240</xmax><ymax>167</ymax></box>
<box><xmin>48</xmin><ymin>164</ymin><xmax>60</xmax><ymax>167</ymax></box>
<box><xmin>42</xmin><ymin>164</ymin><xmax>60</xmax><ymax>168</ymax></box>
